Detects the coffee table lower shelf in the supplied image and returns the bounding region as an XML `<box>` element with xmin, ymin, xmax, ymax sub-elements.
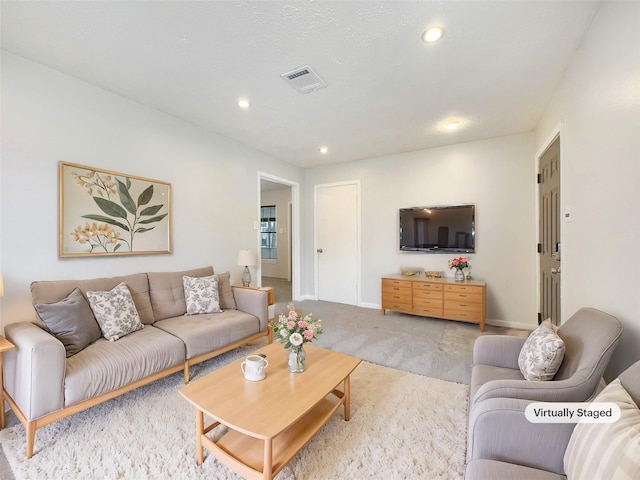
<box><xmin>199</xmin><ymin>392</ymin><xmax>343</xmax><ymax>480</ymax></box>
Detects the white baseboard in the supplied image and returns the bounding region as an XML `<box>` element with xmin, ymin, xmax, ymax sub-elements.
<box><xmin>485</xmin><ymin>318</ymin><xmax>535</xmax><ymax>331</ymax></box>
<box><xmin>296</xmin><ymin>294</ymin><xmax>316</xmax><ymax>301</ymax></box>
<box><xmin>359</xmin><ymin>302</ymin><xmax>379</xmax><ymax>309</ymax></box>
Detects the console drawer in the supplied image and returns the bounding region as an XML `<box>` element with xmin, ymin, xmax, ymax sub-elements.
<box><xmin>444</xmin><ymin>292</ymin><xmax>483</xmax><ymax>304</ymax></box>
<box><xmin>413</xmin><ymin>282</ymin><xmax>443</xmax><ymax>292</ymax></box>
<box><xmin>413</xmin><ymin>297</ymin><xmax>443</xmax><ymax>308</ymax></box>
<box><xmin>382</xmin><ymin>280</ymin><xmax>411</xmax><ymax>297</ymax></box>
<box><xmin>445</xmin><ymin>301</ymin><xmax>483</xmax><ymax>313</ymax></box>
<box><xmin>413</xmin><ymin>306</ymin><xmax>444</xmax><ymax>316</ymax></box>
<box><xmin>413</xmin><ymin>288</ymin><xmax>443</xmax><ymax>300</ymax></box>
<box><xmin>444</xmin><ymin>284</ymin><xmax>484</xmax><ymax>295</ymax></box>
<box><xmin>444</xmin><ymin>309</ymin><xmax>482</xmax><ymax>323</ymax></box>
<box><xmin>382</xmin><ymin>293</ymin><xmax>412</xmax><ymax>305</ymax></box>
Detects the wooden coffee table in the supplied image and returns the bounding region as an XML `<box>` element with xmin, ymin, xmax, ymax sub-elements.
<box><xmin>179</xmin><ymin>342</ymin><xmax>361</xmax><ymax>480</ymax></box>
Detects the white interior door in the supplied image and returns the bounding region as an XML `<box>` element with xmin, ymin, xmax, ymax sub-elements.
<box><xmin>315</xmin><ymin>182</ymin><xmax>359</xmax><ymax>305</ymax></box>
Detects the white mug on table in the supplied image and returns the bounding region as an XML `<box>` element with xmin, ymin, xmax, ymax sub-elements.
<box><xmin>241</xmin><ymin>354</ymin><xmax>269</xmax><ymax>381</ymax></box>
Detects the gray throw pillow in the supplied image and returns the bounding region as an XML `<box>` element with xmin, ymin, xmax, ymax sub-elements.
<box><xmin>34</xmin><ymin>288</ymin><xmax>102</xmax><ymax>357</ymax></box>
<box><xmin>217</xmin><ymin>271</ymin><xmax>237</xmax><ymax>310</ymax></box>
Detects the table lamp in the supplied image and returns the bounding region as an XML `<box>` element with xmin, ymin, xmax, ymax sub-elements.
<box><xmin>237</xmin><ymin>250</ymin><xmax>258</xmax><ymax>287</ymax></box>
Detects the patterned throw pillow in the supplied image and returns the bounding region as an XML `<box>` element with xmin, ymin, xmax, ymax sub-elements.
<box><xmin>86</xmin><ymin>282</ymin><xmax>144</xmax><ymax>341</ymax></box>
<box><xmin>564</xmin><ymin>379</ymin><xmax>640</xmax><ymax>479</ymax></box>
<box><xmin>518</xmin><ymin>320</ymin><xmax>565</xmax><ymax>381</ymax></box>
<box><xmin>183</xmin><ymin>275</ymin><xmax>222</xmax><ymax>315</ymax></box>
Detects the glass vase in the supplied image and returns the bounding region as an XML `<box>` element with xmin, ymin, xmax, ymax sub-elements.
<box><xmin>287</xmin><ymin>344</ymin><xmax>306</xmax><ymax>373</ymax></box>
<box><xmin>455</xmin><ymin>269</ymin><xmax>465</xmax><ymax>282</ymax></box>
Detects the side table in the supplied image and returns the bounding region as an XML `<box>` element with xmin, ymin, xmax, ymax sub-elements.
<box><xmin>0</xmin><ymin>336</ymin><xmax>16</xmax><ymax>429</ymax></box>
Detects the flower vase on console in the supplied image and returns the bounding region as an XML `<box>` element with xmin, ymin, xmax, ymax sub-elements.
<box><xmin>448</xmin><ymin>256</ymin><xmax>471</xmax><ymax>282</ymax></box>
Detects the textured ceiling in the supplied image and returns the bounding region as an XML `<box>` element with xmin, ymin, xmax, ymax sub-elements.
<box><xmin>1</xmin><ymin>1</ymin><xmax>600</xmax><ymax>168</ymax></box>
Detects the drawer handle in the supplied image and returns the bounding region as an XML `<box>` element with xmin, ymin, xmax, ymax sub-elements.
<box><xmin>459</xmin><ymin>294</ymin><xmax>467</xmax><ymax>297</ymax></box>
<box><xmin>459</xmin><ymin>303</ymin><xmax>468</xmax><ymax>307</ymax></box>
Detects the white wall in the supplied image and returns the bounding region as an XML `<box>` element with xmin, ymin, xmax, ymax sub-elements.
<box><xmin>535</xmin><ymin>1</ymin><xmax>640</xmax><ymax>378</ymax></box>
<box><xmin>303</xmin><ymin>133</ymin><xmax>537</xmax><ymax>329</ymax></box>
<box><xmin>0</xmin><ymin>52</ymin><xmax>303</xmax><ymax>331</ymax></box>
<box><xmin>260</xmin><ymin>187</ymin><xmax>291</xmax><ymax>279</ymax></box>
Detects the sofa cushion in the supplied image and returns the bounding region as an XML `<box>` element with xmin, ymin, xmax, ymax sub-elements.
<box><xmin>564</xmin><ymin>379</ymin><xmax>640</xmax><ymax>480</ymax></box>
<box><xmin>465</xmin><ymin>459</ymin><xmax>566</xmax><ymax>480</ymax></box>
<box><xmin>154</xmin><ymin>309</ymin><xmax>259</xmax><ymax>359</ymax></box>
<box><xmin>183</xmin><ymin>274</ymin><xmax>222</xmax><ymax>315</ymax></box>
<box><xmin>64</xmin><ymin>326</ymin><xmax>185</xmax><ymax>406</ymax></box>
<box><xmin>34</xmin><ymin>288</ymin><xmax>102</xmax><ymax>358</ymax></box>
<box><xmin>86</xmin><ymin>282</ymin><xmax>144</xmax><ymax>341</ymax></box>
<box><xmin>518</xmin><ymin>321</ymin><xmax>565</xmax><ymax>381</ymax></box>
<box><xmin>217</xmin><ymin>271</ymin><xmax>237</xmax><ymax>310</ymax></box>
<box><xmin>31</xmin><ymin>273</ymin><xmax>155</xmax><ymax>325</ymax></box>
<box><xmin>148</xmin><ymin>266</ymin><xmax>214</xmax><ymax>321</ymax></box>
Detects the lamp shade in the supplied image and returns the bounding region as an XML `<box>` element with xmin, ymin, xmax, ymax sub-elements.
<box><xmin>237</xmin><ymin>249</ymin><xmax>258</xmax><ymax>266</ymax></box>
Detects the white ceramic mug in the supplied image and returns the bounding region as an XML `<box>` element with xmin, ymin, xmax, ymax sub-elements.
<box><xmin>241</xmin><ymin>355</ymin><xmax>269</xmax><ymax>381</ymax></box>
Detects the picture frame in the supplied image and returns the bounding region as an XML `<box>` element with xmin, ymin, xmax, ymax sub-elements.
<box><xmin>59</xmin><ymin>161</ymin><xmax>171</xmax><ymax>257</ymax></box>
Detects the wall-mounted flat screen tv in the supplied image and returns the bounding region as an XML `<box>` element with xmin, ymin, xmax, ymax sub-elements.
<box><xmin>399</xmin><ymin>204</ymin><xmax>475</xmax><ymax>253</ymax></box>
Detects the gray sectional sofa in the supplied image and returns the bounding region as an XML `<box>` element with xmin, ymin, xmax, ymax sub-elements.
<box><xmin>2</xmin><ymin>266</ymin><xmax>270</xmax><ymax>458</ymax></box>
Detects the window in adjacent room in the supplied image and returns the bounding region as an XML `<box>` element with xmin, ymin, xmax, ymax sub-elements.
<box><xmin>260</xmin><ymin>205</ymin><xmax>277</xmax><ymax>260</ymax></box>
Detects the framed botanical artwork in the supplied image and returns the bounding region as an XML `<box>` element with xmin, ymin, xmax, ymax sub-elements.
<box><xmin>59</xmin><ymin>161</ymin><xmax>171</xmax><ymax>257</ymax></box>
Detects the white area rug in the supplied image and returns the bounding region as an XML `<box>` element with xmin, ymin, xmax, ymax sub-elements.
<box><xmin>1</xmin><ymin>346</ymin><xmax>469</xmax><ymax>479</ymax></box>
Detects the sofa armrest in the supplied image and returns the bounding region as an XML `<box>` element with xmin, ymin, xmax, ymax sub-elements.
<box><xmin>232</xmin><ymin>287</ymin><xmax>269</xmax><ymax>332</ymax></box>
<box><xmin>467</xmin><ymin>397</ymin><xmax>575</xmax><ymax>475</ymax></box>
<box><xmin>472</xmin><ymin>371</ymin><xmax>597</xmax><ymax>406</ymax></box>
<box><xmin>3</xmin><ymin>322</ymin><xmax>66</xmax><ymax>421</ymax></box>
<box><xmin>473</xmin><ymin>335</ymin><xmax>527</xmax><ymax>369</ymax></box>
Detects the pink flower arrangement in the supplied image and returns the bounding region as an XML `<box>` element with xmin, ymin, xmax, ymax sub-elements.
<box><xmin>269</xmin><ymin>302</ymin><xmax>323</xmax><ymax>349</ymax></box>
<box><xmin>448</xmin><ymin>256</ymin><xmax>470</xmax><ymax>270</ymax></box>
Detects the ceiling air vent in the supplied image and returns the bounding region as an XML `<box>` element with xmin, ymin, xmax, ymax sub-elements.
<box><xmin>280</xmin><ymin>66</ymin><xmax>327</xmax><ymax>94</ymax></box>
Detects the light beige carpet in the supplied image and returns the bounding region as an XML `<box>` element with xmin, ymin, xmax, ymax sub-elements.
<box><xmin>1</xmin><ymin>343</ymin><xmax>468</xmax><ymax>479</ymax></box>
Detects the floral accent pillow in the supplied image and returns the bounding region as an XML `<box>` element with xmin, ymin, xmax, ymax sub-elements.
<box><xmin>518</xmin><ymin>320</ymin><xmax>565</xmax><ymax>381</ymax></box>
<box><xmin>183</xmin><ymin>275</ymin><xmax>222</xmax><ymax>315</ymax></box>
<box><xmin>86</xmin><ymin>282</ymin><xmax>144</xmax><ymax>341</ymax></box>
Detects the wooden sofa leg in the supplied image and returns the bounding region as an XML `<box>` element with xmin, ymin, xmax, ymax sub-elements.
<box><xmin>184</xmin><ymin>363</ymin><xmax>190</xmax><ymax>384</ymax></box>
<box><xmin>26</xmin><ymin>421</ymin><xmax>36</xmax><ymax>459</ymax></box>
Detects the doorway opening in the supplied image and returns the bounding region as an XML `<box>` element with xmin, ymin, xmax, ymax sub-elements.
<box><xmin>258</xmin><ymin>172</ymin><xmax>299</xmax><ymax>306</ymax></box>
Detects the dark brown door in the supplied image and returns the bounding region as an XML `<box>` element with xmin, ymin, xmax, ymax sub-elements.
<box><xmin>539</xmin><ymin>136</ymin><xmax>561</xmax><ymax>325</ymax></box>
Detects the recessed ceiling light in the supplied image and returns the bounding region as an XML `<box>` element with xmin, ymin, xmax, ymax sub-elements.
<box><xmin>444</xmin><ymin>121</ymin><xmax>460</xmax><ymax>130</ymax></box>
<box><xmin>422</xmin><ymin>26</ymin><xmax>444</xmax><ymax>43</ymax></box>
<box><xmin>319</xmin><ymin>146</ymin><xmax>328</xmax><ymax>154</ymax></box>
<box><xmin>237</xmin><ymin>98</ymin><xmax>250</xmax><ymax>109</ymax></box>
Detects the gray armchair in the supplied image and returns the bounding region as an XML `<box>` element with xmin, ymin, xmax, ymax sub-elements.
<box><xmin>470</xmin><ymin>308</ymin><xmax>623</xmax><ymax>409</ymax></box>
<box><xmin>465</xmin><ymin>360</ymin><xmax>640</xmax><ymax>479</ymax></box>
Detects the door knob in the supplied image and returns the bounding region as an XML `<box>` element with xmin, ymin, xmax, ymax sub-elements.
<box><xmin>551</xmin><ymin>267</ymin><xmax>561</xmax><ymax>274</ymax></box>
<box><xmin>317</xmin><ymin>248</ymin><xmax>323</xmax><ymax>253</ymax></box>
